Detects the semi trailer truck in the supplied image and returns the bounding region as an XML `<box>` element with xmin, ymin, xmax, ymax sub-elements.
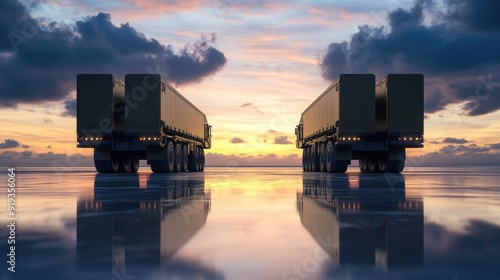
<box><xmin>295</xmin><ymin>74</ymin><xmax>423</xmax><ymax>173</ymax></box>
<box><xmin>77</xmin><ymin>74</ymin><xmax>211</xmax><ymax>173</ymax></box>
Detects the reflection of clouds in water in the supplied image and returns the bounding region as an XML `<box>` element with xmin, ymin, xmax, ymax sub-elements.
<box><xmin>4</xmin><ymin>167</ymin><xmax>500</xmax><ymax>279</ymax></box>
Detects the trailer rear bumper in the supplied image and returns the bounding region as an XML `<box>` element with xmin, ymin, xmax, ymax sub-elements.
<box><xmin>390</xmin><ymin>141</ymin><xmax>423</xmax><ymax>148</ymax></box>
<box><xmin>389</xmin><ymin>135</ymin><xmax>424</xmax><ymax>148</ymax></box>
<box><xmin>77</xmin><ymin>140</ymin><xmax>112</xmax><ymax>148</ymax></box>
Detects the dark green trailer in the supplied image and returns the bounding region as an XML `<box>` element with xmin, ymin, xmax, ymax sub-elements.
<box><xmin>77</xmin><ymin>74</ymin><xmax>211</xmax><ymax>173</ymax></box>
<box><xmin>295</xmin><ymin>74</ymin><xmax>423</xmax><ymax>173</ymax></box>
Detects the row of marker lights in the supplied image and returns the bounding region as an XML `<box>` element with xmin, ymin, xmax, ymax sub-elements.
<box><xmin>139</xmin><ymin>137</ymin><xmax>159</xmax><ymax>141</ymax></box>
<box><xmin>80</xmin><ymin>137</ymin><xmax>103</xmax><ymax>141</ymax></box>
<box><xmin>398</xmin><ymin>137</ymin><xmax>422</xmax><ymax>141</ymax></box>
<box><xmin>340</xmin><ymin>137</ymin><xmax>361</xmax><ymax>141</ymax></box>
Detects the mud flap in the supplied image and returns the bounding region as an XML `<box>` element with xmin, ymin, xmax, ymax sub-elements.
<box><xmin>94</xmin><ymin>146</ymin><xmax>111</xmax><ymax>161</ymax></box>
<box><xmin>147</xmin><ymin>146</ymin><xmax>166</xmax><ymax>161</ymax></box>
<box><xmin>334</xmin><ymin>146</ymin><xmax>352</xmax><ymax>161</ymax></box>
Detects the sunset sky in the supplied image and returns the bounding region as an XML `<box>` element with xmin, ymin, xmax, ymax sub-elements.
<box><xmin>1</xmin><ymin>0</ymin><xmax>499</xmax><ymax>166</ymax></box>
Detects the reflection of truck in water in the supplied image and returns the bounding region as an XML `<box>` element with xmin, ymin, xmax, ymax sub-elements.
<box><xmin>296</xmin><ymin>173</ymin><xmax>423</xmax><ymax>269</ymax></box>
<box><xmin>77</xmin><ymin>74</ymin><xmax>211</xmax><ymax>173</ymax></box>
<box><xmin>76</xmin><ymin>174</ymin><xmax>215</xmax><ymax>278</ymax></box>
<box><xmin>295</xmin><ymin>74</ymin><xmax>423</xmax><ymax>173</ymax></box>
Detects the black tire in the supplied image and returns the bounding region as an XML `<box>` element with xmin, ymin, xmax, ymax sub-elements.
<box><xmin>387</xmin><ymin>160</ymin><xmax>405</xmax><ymax>173</ymax></box>
<box><xmin>326</xmin><ymin>141</ymin><xmax>334</xmax><ymax>173</ymax></box>
<box><xmin>150</xmin><ymin>140</ymin><xmax>175</xmax><ymax>173</ymax></box>
<box><xmin>302</xmin><ymin>148</ymin><xmax>307</xmax><ymax>171</ymax></box>
<box><xmin>304</xmin><ymin>146</ymin><xmax>310</xmax><ymax>172</ymax></box>
<box><xmin>311</xmin><ymin>145</ymin><xmax>319</xmax><ymax>172</ymax></box>
<box><xmin>181</xmin><ymin>143</ymin><xmax>188</xmax><ymax>172</ymax></box>
<box><xmin>326</xmin><ymin>140</ymin><xmax>347</xmax><ymax>173</ymax></box>
<box><xmin>188</xmin><ymin>145</ymin><xmax>199</xmax><ymax>172</ymax></box>
<box><xmin>174</xmin><ymin>142</ymin><xmax>182</xmax><ymax>172</ymax></box>
<box><xmin>368</xmin><ymin>159</ymin><xmax>379</xmax><ymax>173</ymax></box>
<box><xmin>195</xmin><ymin>146</ymin><xmax>200</xmax><ymax>171</ymax></box>
<box><xmin>200</xmin><ymin>147</ymin><xmax>205</xmax><ymax>171</ymax></box>
<box><xmin>307</xmin><ymin>146</ymin><xmax>311</xmax><ymax>172</ymax></box>
<box><xmin>119</xmin><ymin>159</ymin><xmax>132</xmax><ymax>173</ymax></box>
<box><xmin>325</xmin><ymin>140</ymin><xmax>348</xmax><ymax>173</ymax></box>
<box><xmin>94</xmin><ymin>159</ymin><xmax>119</xmax><ymax>173</ymax></box>
<box><xmin>378</xmin><ymin>159</ymin><xmax>388</xmax><ymax>173</ymax></box>
<box><xmin>319</xmin><ymin>142</ymin><xmax>326</xmax><ymax>172</ymax></box>
<box><xmin>131</xmin><ymin>159</ymin><xmax>140</xmax><ymax>173</ymax></box>
<box><xmin>166</xmin><ymin>140</ymin><xmax>175</xmax><ymax>173</ymax></box>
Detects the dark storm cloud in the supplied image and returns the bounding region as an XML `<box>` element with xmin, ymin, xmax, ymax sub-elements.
<box><xmin>442</xmin><ymin>137</ymin><xmax>468</xmax><ymax>144</ymax></box>
<box><xmin>0</xmin><ymin>139</ymin><xmax>20</xmax><ymax>149</ymax></box>
<box><xmin>407</xmin><ymin>143</ymin><xmax>499</xmax><ymax>166</ymax></box>
<box><xmin>445</xmin><ymin>0</ymin><xmax>500</xmax><ymax>32</ymax></box>
<box><xmin>274</xmin><ymin>136</ymin><xmax>293</xmax><ymax>145</ymax></box>
<box><xmin>319</xmin><ymin>0</ymin><xmax>500</xmax><ymax>116</ymax></box>
<box><xmin>438</xmin><ymin>144</ymin><xmax>488</xmax><ymax>154</ymax></box>
<box><xmin>489</xmin><ymin>143</ymin><xmax>500</xmax><ymax>149</ymax></box>
<box><xmin>229</xmin><ymin>137</ymin><xmax>246</xmax><ymax>144</ymax></box>
<box><xmin>0</xmin><ymin>0</ymin><xmax>29</xmax><ymax>51</ymax></box>
<box><xmin>0</xmin><ymin>150</ymin><xmax>93</xmax><ymax>166</ymax></box>
<box><xmin>0</xmin><ymin>0</ymin><xmax>226</xmax><ymax>108</ymax></box>
<box><xmin>161</xmin><ymin>33</ymin><xmax>227</xmax><ymax>85</ymax></box>
<box><xmin>62</xmin><ymin>98</ymin><xmax>76</xmax><ymax>117</ymax></box>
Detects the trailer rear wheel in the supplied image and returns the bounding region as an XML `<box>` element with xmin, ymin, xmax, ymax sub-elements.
<box><xmin>368</xmin><ymin>159</ymin><xmax>379</xmax><ymax>173</ymax></box>
<box><xmin>181</xmin><ymin>143</ymin><xmax>188</xmax><ymax>172</ymax></box>
<box><xmin>166</xmin><ymin>140</ymin><xmax>175</xmax><ymax>172</ymax></box>
<box><xmin>131</xmin><ymin>159</ymin><xmax>140</xmax><ymax>173</ymax></box>
<box><xmin>319</xmin><ymin>142</ymin><xmax>326</xmax><ymax>172</ymax></box>
<box><xmin>306</xmin><ymin>146</ymin><xmax>311</xmax><ymax>171</ymax></box>
<box><xmin>188</xmin><ymin>145</ymin><xmax>199</xmax><ymax>172</ymax></box>
<box><xmin>304</xmin><ymin>146</ymin><xmax>310</xmax><ymax>171</ymax></box>
<box><xmin>387</xmin><ymin>160</ymin><xmax>405</xmax><ymax>173</ymax></box>
<box><xmin>378</xmin><ymin>159</ymin><xmax>388</xmax><ymax>173</ymax></box>
<box><xmin>150</xmin><ymin>140</ymin><xmax>175</xmax><ymax>173</ymax></box>
<box><xmin>311</xmin><ymin>145</ymin><xmax>319</xmax><ymax>172</ymax></box>
<box><xmin>326</xmin><ymin>140</ymin><xmax>347</xmax><ymax>173</ymax></box>
<box><xmin>200</xmin><ymin>147</ymin><xmax>205</xmax><ymax>171</ymax></box>
<box><xmin>94</xmin><ymin>159</ymin><xmax>119</xmax><ymax>173</ymax></box>
<box><xmin>174</xmin><ymin>142</ymin><xmax>182</xmax><ymax>172</ymax></box>
<box><xmin>196</xmin><ymin>146</ymin><xmax>202</xmax><ymax>171</ymax></box>
<box><xmin>308</xmin><ymin>146</ymin><xmax>313</xmax><ymax>171</ymax></box>
<box><xmin>302</xmin><ymin>148</ymin><xmax>307</xmax><ymax>171</ymax></box>
<box><xmin>325</xmin><ymin>141</ymin><xmax>333</xmax><ymax>172</ymax></box>
<box><xmin>119</xmin><ymin>159</ymin><xmax>132</xmax><ymax>173</ymax></box>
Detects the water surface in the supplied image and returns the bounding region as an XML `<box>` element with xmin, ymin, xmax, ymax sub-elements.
<box><xmin>0</xmin><ymin>166</ymin><xmax>499</xmax><ymax>279</ymax></box>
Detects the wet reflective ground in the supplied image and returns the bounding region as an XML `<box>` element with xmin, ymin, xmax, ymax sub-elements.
<box><xmin>1</xmin><ymin>166</ymin><xmax>500</xmax><ymax>280</ymax></box>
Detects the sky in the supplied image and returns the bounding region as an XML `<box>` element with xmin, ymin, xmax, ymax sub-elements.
<box><xmin>0</xmin><ymin>0</ymin><xmax>500</xmax><ymax>167</ymax></box>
